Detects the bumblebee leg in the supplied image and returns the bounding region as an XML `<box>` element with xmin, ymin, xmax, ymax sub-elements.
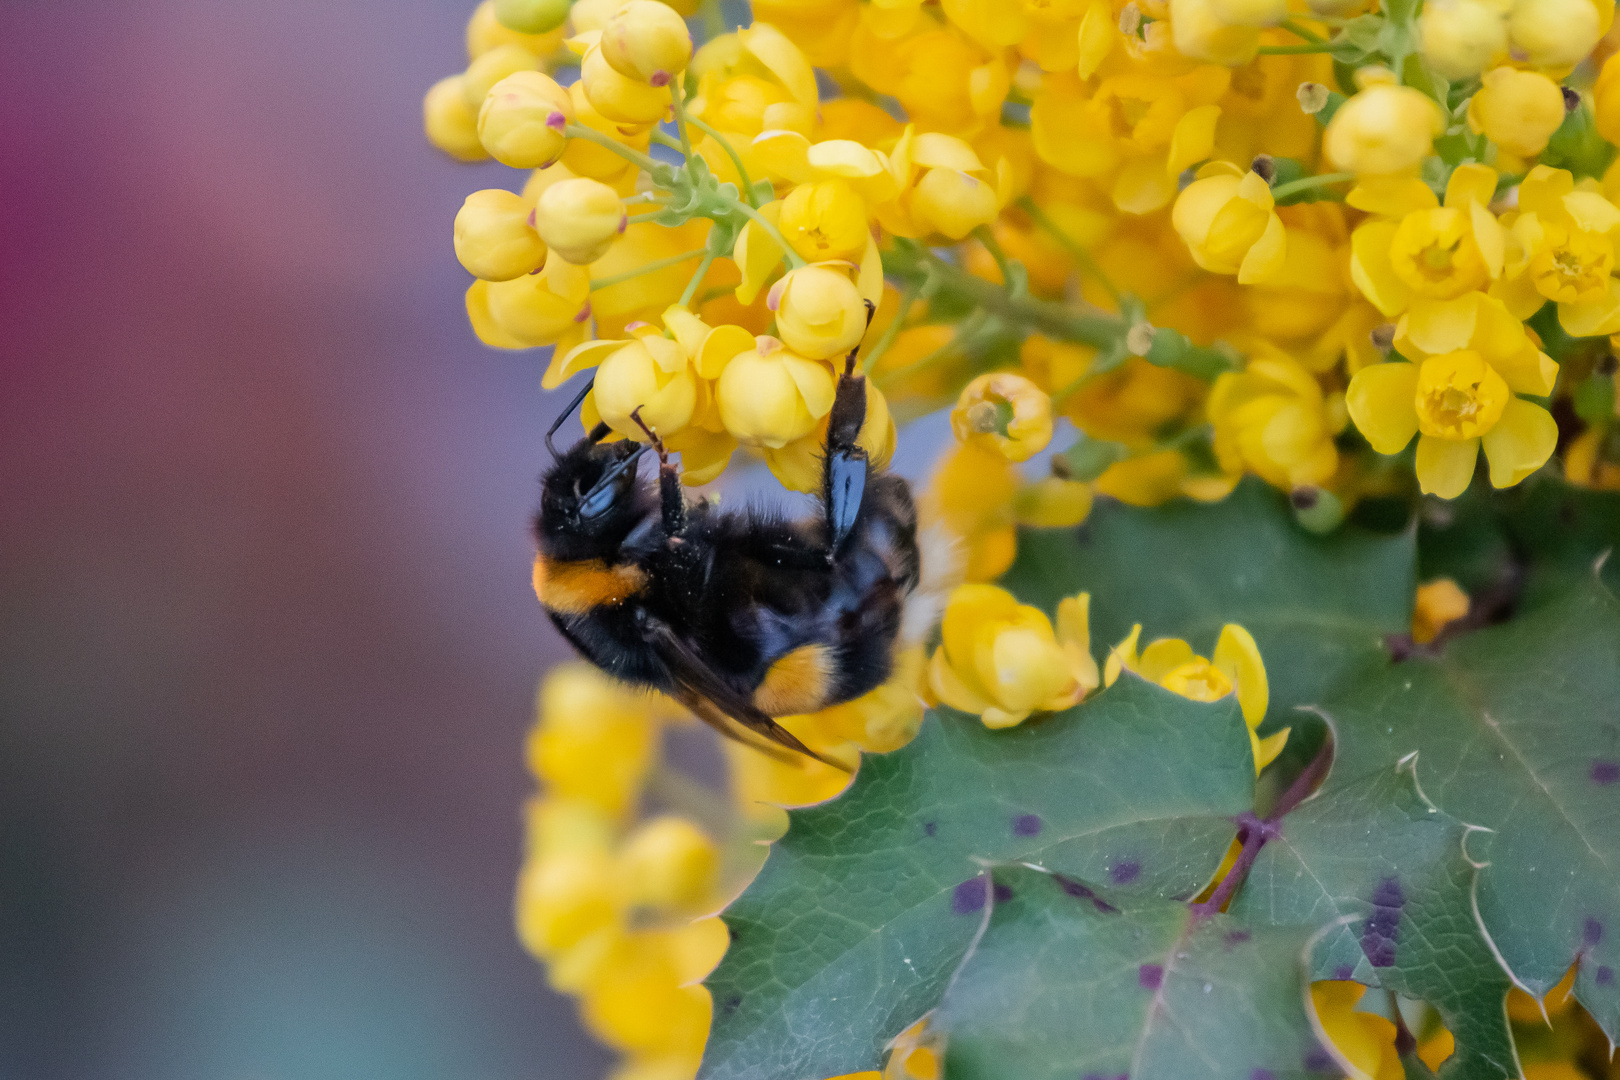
<box><xmin>545</xmin><ymin>373</ymin><xmax>598</xmax><ymax>457</ymax></box>
<box><xmin>630</xmin><ymin>406</ymin><xmax>686</xmax><ymax>540</ymax></box>
<box><xmin>823</xmin><ymin>300</ymin><xmax>877</xmax><ymax>555</ymax></box>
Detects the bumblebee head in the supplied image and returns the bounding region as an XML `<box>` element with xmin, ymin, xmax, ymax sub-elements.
<box><xmin>537</xmin><ymin>437</ymin><xmax>651</xmax><ymax>552</ymax></box>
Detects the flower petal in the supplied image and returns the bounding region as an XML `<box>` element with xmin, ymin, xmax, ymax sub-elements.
<box><xmin>1213</xmin><ymin>623</ymin><xmax>1268</xmax><ymax>729</ymax></box>
<box><xmin>1415</xmin><ymin>434</ymin><xmax>1480</xmax><ymax>498</ymax></box>
<box><xmin>1346</xmin><ymin>362</ymin><xmax>1421</xmax><ymax>455</ymax></box>
<box><xmin>1480</xmin><ymin>398</ymin><xmax>1557</xmax><ymax>488</ymax></box>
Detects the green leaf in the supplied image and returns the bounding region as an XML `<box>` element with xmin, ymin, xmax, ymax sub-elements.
<box><xmin>700</xmin><ymin>679</ymin><xmax>1256</xmax><ymax>1080</ymax></box>
<box><xmin>1229</xmin><ymin>759</ymin><xmax>1518</xmax><ymax>1079</ymax></box>
<box><xmin>1001</xmin><ymin>479</ymin><xmax>1416</xmax><ymax>737</ymax></box>
<box><xmin>1319</xmin><ymin>581</ymin><xmax>1620</xmax><ymax>1041</ymax></box>
<box><xmin>1500</xmin><ymin>475</ymin><xmax>1620</xmax><ymax>606</ymax></box>
<box><xmin>934</xmin><ymin>866</ymin><xmax>1325</xmax><ymax>1080</ymax></box>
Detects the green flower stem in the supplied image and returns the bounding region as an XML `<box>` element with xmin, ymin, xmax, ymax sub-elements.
<box><xmin>1269</xmin><ymin>171</ymin><xmax>1355</xmax><ymax>201</ymax></box>
<box><xmin>670</xmin><ymin>81</ymin><xmax>697</xmax><ymax>164</ymax></box>
<box><xmin>650</xmin><ymin>128</ymin><xmax>684</xmax><ymax>151</ymax></box>
<box><xmin>1279</xmin><ymin>17</ymin><xmax>1325</xmax><ymax>42</ymax></box>
<box><xmin>684</xmin><ymin>113</ymin><xmax>759</xmax><ymax>207</ymax></box>
<box><xmin>737</xmin><ymin>201</ymin><xmax>805</xmax><ymax>268</ymax></box>
<box><xmin>677</xmin><ymin>250</ymin><xmax>717</xmax><ymax>308</ymax></box>
<box><xmin>1017</xmin><ymin>195</ymin><xmax>1121</xmax><ymax>304</ymax></box>
<box><xmin>564</xmin><ymin>123</ymin><xmax>665</xmax><ymax>176</ymax></box>
<box><xmin>590</xmin><ymin>247</ymin><xmax>708</xmax><ymax>290</ymax></box>
<box><xmin>973</xmin><ymin>224</ymin><xmax>1014</xmax><ymax>286</ymax></box>
<box><xmin>1256</xmin><ymin>41</ymin><xmax>1338</xmax><ymax>54</ymax></box>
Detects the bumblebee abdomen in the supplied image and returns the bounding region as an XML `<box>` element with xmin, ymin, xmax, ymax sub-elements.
<box><xmin>750</xmin><ymin>643</ymin><xmax>836</xmax><ymax>716</ymax></box>
<box><xmin>532</xmin><ymin>554</ymin><xmax>648</xmax><ymax>614</ymax></box>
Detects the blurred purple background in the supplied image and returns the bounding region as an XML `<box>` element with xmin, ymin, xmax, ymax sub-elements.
<box><xmin>0</xmin><ymin>0</ymin><xmax>615</xmax><ymax>1075</ymax></box>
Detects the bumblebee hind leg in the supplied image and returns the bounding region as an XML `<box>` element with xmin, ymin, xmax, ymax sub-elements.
<box><xmin>823</xmin><ymin>300</ymin><xmax>877</xmax><ymax>555</ymax></box>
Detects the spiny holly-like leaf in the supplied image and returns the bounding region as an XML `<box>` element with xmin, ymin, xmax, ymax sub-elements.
<box><xmin>1001</xmin><ymin>478</ymin><xmax>1416</xmax><ymax>736</ymax></box>
<box><xmin>1229</xmin><ymin>759</ymin><xmax>1517</xmax><ymax>1080</ymax></box>
<box><xmin>1320</xmin><ymin>580</ymin><xmax>1620</xmax><ymax>1041</ymax></box>
<box><xmin>699</xmin><ymin>678</ymin><xmax>1256</xmax><ymax>1080</ymax></box>
<box><xmin>934</xmin><ymin>866</ymin><xmax>1328</xmax><ymax>1080</ymax></box>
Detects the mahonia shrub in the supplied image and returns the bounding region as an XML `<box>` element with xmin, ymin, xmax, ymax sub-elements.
<box><xmin>426</xmin><ymin>0</ymin><xmax>1620</xmax><ymax>1076</ymax></box>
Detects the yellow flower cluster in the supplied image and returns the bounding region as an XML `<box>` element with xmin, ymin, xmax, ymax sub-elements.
<box><xmin>425</xmin><ymin>0</ymin><xmax>1620</xmax><ymax>1073</ymax></box>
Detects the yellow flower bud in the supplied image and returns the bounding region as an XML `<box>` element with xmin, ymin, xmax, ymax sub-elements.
<box><xmin>1207</xmin><ymin>351</ymin><xmax>1340</xmax><ymax>490</ymax></box>
<box><xmin>1413</xmin><ymin>577</ymin><xmax>1470</xmax><ymax>643</ymax></box>
<box><xmin>516</xmin><ymin>849</ymin><xmax>620</xmax><ymax>956</ymax></box>
<box><xmin>1419</xmin><ymin>0</ymin><xmax>1508</xmax><ymax>79</ymax></box>
<box><xmin>763</xmin><ymin>379</ymin><xmax>896</xmax><ymax>491</ymax></box>
<box><xmin>533</xmin><ymin>177</ymin><xmax>628</xmax><ymax>264</ymax></box>
<box><xmin>909</xmin><ymin>167</ymin><xmax>1000</xmax><ymax>240</ymax></box>
<box><xmin>770</xmin><ymin>264</ymin><xmax>869</xmax><ymax>360</ymax></box>
<box><xmin>1013</xmin><ymin>477</ymin><xmax>1095</xmax><ymax>528</ymax></box>
<box><xmin>580</xmin><ymin>933</ymin><xmax>712</xmax><ymax>1055</ymax></box>
<box><xmin>617</xmin><ymin>816</ymin><xmax>720</xmax><ymax>911</ymax></box>
<box><xmin>716</xmin><ymin>336</ymin><xmax>837</xmax><ymax>448</ymax></box>
<box><xmin>1210</xmin><ymin>0</ymin><xmax>1288</xmax><ymax>27</ymax></box>
<box><xmin>927</xmin><ymin>585</ymin><xmax>1097</xmax><ymax>729</ymax></box>
<box><xmin>1506</xmin><ymin>0</ymin><xmax>1603</xmax><ymax>70</ymax></box>
<box><xmin>1169</xmin><ymin>0</ymin><xmax>1262</xmax><ymax>66</ymax></box>
<box><xmin>463</xmin><ymin>42</ymin><xmax>542</xmax><ymax>110</ymax></box>
<box><xmin>468</xmin><ymin>0</ymin><xmax>566</xmax><ymax>58</ymax></box>
<box><xmin>454</xmin><ymin>188</ymin><xmax>548</xmax><ymax>280</ymax></box>
<box><xmin>424</xmin><ymin>75</ymin><xmax>490</xmax><ymax>161</ymax></box>
<box><xmin>478</xmin><ymin>70</ymin><xmax>574</xmax><ymax>168</ymax></box>
<box><xmin>593</xmin><ymin>335</ymin><xmax>698</xmax><ymax>439</ymax></box>
<box><xmin>950</xmin><ymin>372</ymin><xmax>1054</xmax><ymax>462</ymax></box>
<box><xmin>1171</xmin><ymin>168</ymin><xmax>1287</xmax><ymax>284</ymax></box>
<box><xmin>602</xmin><ymin>0</ymin><xmax>694</xmax><ymax>85</ymax></box>
<box><xmin>582</xmin><ymin>44</ymin><xmax>672</xmax><ymax>126</ymax></box>
<box><xmin>1467</xmin><ymin>67</ymin><xmax>1567</xmax><ymax>159</ymax></box>
<box><xmin>778</xmin><ymin>180</ymin><xmax>870</xmax><ymax>263</ymax></box>
<box><xmin>496</xmin><ymin>0</ymin><xmax>574</xmax><ymax>33</ymax></box>
<box><xmin>1323</xmin><ymin>84</ymin><xmax>1445</xmax><ymax>176</ymax></box>
<box><xmin>485</xmin><ymin>250</ymin><xmax>593</xmax><ymax>345</ymax></box>
<box><xmin>527</xmin><ymin>663</ymin><xmax>660</xmax><ymax>816</ymax></box>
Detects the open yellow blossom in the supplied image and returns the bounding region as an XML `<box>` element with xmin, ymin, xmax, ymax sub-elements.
<box><xmin>1496</xmin><ymin>166</ymin><xmax>1620</xmax><ymax>335</ymax></box>
<box><xmin>779</xmin><ymin>180</ymin><xmax>870</xmax><ymax>263</ymax></box>
<box><xmin>1207</xmin><ymin>348</ymin><xmax>1343</xmax><ymax>491</ymax></box>
<box><xmin>1346</xmin><ymin>292</ymin><xmax>1560</xmax><ymax>497</ymax></box>
<box><xmin>1172</xmin><ymin>166</ymin><xmax>1286</xmax><ymax>284</ymax></box>
<box><xmin>1323</xmin><ymin>84</ymin><xmax>1445</xmax><ymax>177</ymax></box>
<box><xmin>763</xmin><ymin>379</ymin><xmax>895</xmax><ymax>491</ymax></box>
<box><xmin>1169</xmin><ymin>0</ymin><xmax>1262</xmax><ymax>66</ymax></box>
<box><xmin>1311</xmin><ymin>982</ymin><xmax>1403</xmax><ymax>1080</ymax></box>
<box><xmin>1349</xmin><ymin>165</ymin><xmax>1506</xmax><ymax>317</ymax></box>
<box><xmin>950</xmin><ymin>372</ymin><xmax>1054</xmax><ymax>462</ymax></box>
<box><xmin>1467</xmin><ymin>67</ymin><xmax>1567</xmax><ymax>160</ymax></box>
<box><xmin>1105</xmin><ymin>622</ymin><xmax>1284</xmax><ymax>773</ymax></box>
<box><xmin>483</xmin><ymin>248</ymin><xmax>592</xmax><ymax>347</ymax></box>
<box><xmin>929</xmin><ymin>585</ymin><xmax>1099</xmax><ymax>729</ymax></box>
<box><xmin>591</xmin><ymin>330</ymin><xmax>699</xmax><ymax>440</ymax></box>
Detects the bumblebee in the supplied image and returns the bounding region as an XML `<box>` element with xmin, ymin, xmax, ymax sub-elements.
<box><xmin>532</xmin><ymin>320</ymin><xmax>921</xmax><ymax>767</ymax></box>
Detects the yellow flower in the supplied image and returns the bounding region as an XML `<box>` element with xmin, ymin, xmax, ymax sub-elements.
<box><xmin>1105</xmin><ymin>622</ymin><xmax>1284</xmax><ymax>773</ymax></box>
<box><xmin>1345</xmin><ymin>292</ymin><xmax>1559</xmax><ymax>497</ymax></box>
<box><xmin>1467</xmin><ymin>67</ymin><xmax>1567</xmax><ymax>159</ymax></box>
<box><xmin>1013</xmin><ymin>476</ymin><xmax>1095</xmax><ymax>528</ymax></box>
<box><xmin>928</xmin><ymin>585</ymin><xmax>1099</xmax><ymax>729</ymax></box>
<box><xmin>579</xmin><ymin>930</ymin><xmax>712</xmax><ymax>1056</ymax></box>
<box><xmin>495</xmin><ymin>0</ymin><xmax>573</xmax><ymax>33</ymax></box>
<box><xmin>1505</xmin><ymin>0</ymin><xmax>1605</xmax><ymax>71</ymax></box>
<box><xmin>1413</xmin><ymin>577</ymin><xmax>1470</xmax><ymax>643</ymax></box>
<box><xmin>477</xmin><ymin>70</ymin><xmax>574</xmax><ymax>168</ymax></box>
<box><xmin>464</xmin><ymin>42</ymin><xmax>544</xmax><ymax>110</ymax></box>
<box><xmin>799</xmin><ymin>645</ymin><xmax>927</xmax><ymax>754</ymax></box>
<box><xmin>617</xmin><ymin>816</ymin><xmax>719</xmax><ymax>912</ymax></box>
<box><xmin>1597</xmin><ymin>51</ymin><xmax>1620</xmax><ymax>145</ymax></box>
<box><xmin>533</xmin><ymin>176</ymin><xmax>628</xmax><ymax>264</ymax></box>
<box><xmin>762</xmin><ymin>379</ymin><xmax>895</xmax><ymax>490</ymax></box>
<box><xmin>1419</xmin><ymin>0</ymin><xmax>1507</xmax><ymax>79</ymax></box>
<box><xmin>483</xmin><ymin>248</ymin><xmax>592</xmax><ymax>346</ymax></box>
<box><xmin>919</xmin><ymin>442</ymin><xmax>1020</xmax><ymax>581</ymax></box>
<box><xmin>1349</xmin><ymin>164</ymin><xmax>1506</xmax><ymax>317</ymax></box>
<box><xmin>1172</xmin><ymin>166</ymin><xmax>1287</xmax><ymax>284</ymax></box>
<box><xmin>559</xmin><ymin>81</ymin><xmax>653</xmax><ymax>184</ymax></box>
<box><xmin>1497</xmin><ymin>166</ymin><xmax>1620</xmax><ymax>335</ymax></box>
<box><xmin>601</xmin><ymin>0</ymin><xmax>693</xmax><ymax>85</ymax></box>
<box><xmin>778</xmin><ymin>180</ymin><xmax>870</xmax><ymax>264</ymax></box>
<box><xmin>425</xmin><ymin>75</ymin><xmax>491</xmax><ymax>161</ymax></box>
<box><xmin>1207</xmin><ymin>347</ymin><xmax>1342</xmax><ymax>490</ymax></box>
<box><xmin>1311</xmin><ymin>982</ymin><xmax>1403</xmax><ymax>1080</ymax></box>
<box><xmin>454</xmin><ymin>188</ymin><xmax>548</xmax><ymax>281</ymax></box>
<box><xmin>1323</xmin><ymin>84</ymin><xmax>1445</xmax><ymax>177</ymax></box>
<box><xmin>949</xmin><ymin>372</ymin><xmax>1055</xmax><ymax>462</ymax></box>
<box><xmin>526</xmin><ymin>663</ymin><xmax>662</xmax><ymax>818</ymax></box>
<box><xmin>468</xmin><ymin>0</ymin><xmax>566</xmax><ymax>57</ymax></box>
<box><xmin>517</xmin><ymin>846</ymin><xmax>622</xmax><ymax>957</ymax></box>
<box><xmin>690</xmin><ymin>23</ymin><xmax>819</xmax><ymax>146</ymax></box>
<box><xmin>1169</xmin><ymin>0</ymin><xmax>1263</xmax><ymax>65</ymax></box>
<box><xmin>579</xmin><ymin>41</ymin><xmax>673</xmax><ymax>126</ymax></box>
<box><xmin>870</xmin><ymin>128</ymin><xmax>1004</xmax><ymax>239</ymax></box>
<box><xmin>771</xmin><ymin>264</ymin><xmax>870</xmax><ymax>360</ymax></box>
<box><xmin>716</xmin><ymin>335</ymin><xmax>837</xmax><ymax>448</ymax></box>
<box><xmin>590</xmin><ymin>329</ymin><xmax>699</xmax><ymax>440</ymax></box>
<box><xmin>1566</xmin><ymin>425</ymin><xmax>1620</xmax><ymax>489</ymax></box>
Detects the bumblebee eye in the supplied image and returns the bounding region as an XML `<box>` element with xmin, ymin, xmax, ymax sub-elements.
<box><xmin>579</xmin><ymin>482</ymin><xmax>618</xmax><ymax>520</ymax></box>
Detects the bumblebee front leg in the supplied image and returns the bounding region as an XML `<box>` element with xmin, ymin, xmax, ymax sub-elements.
<box><xmin>823</xmin><ymin>301</ymin><xmax>877</xmax><ymax>555</ymax></box>
<box><xmin>630</xmin><ymin>406</ymin><xmax>686</xmax><ymax>541</ymax></box>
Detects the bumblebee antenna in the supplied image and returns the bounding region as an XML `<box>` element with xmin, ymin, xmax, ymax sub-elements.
<box><xmin>546</xmin><ymin>374</ymin><xmax>597</xmax><ymax>458</ymax></box>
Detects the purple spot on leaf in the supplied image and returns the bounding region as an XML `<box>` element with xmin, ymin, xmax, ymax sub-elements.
<box><xmin>1252</xmin><ymin>1070</ymin><xmax>1275</xmax><ymax>1080</ymax></box>
<box><xmin>924</xmin><ymin>821</ymin><xmax>937</xmax><ymax>837</ymax></box>
<box><xmin>1055</xmin><ymin>874</ymin><xmax>1119</xmax><ymax>914</ymax></box>
<box><xmin>1586</xmin><ymin>918</ymin><xmax>1604</xmax><ymax>947</ymax></box>
<box><xmin>993</xmin><ymin>883</ymin><xmax>1013</xmax><ymax>904</ymax></box>
<box><xmin>1362</xmin><ymin>876</ymin><xmax>1404</xmax><ymax>968</ymax></box>
<box><xmin>1138</xmin><ymin>963</ymin><xmax>1164</xmax><ymax>990</ymax></box>
<box><xmin>1304</xmin><ymin>1047</ymin><xmax>1335</xmax><ymax>1073</ymax></box>
<box><xmin>1110</xmin><ymin>860</ymin><xmax>1141</xmax><ymax>885</ymax></box>
<box><xmin>1333</xmin><ymin>965</ymin><xmax>1354</xmax><ymax>981</ymax></box>
<box><xmin>953</xmin><ymin>877</ymin><xmax>987</xmax><ymax>914</ymax></box>
<box><xmin>1593</xmin><ymin>761</ymin><xmax>1620</xmax><ymax>785</ymax></box>
<box><xmin>1596</xmin><ymin>965</ymin><xmax>1614</xmax><ymax>986</ymax></box>
<box><xmin>1013</xmin><ymin>813</ymin><xmax>1042</xmax><ymax>837</ymax></box>
<box><xmin>1225</xmin><ymin>929</ymin><xmax>1251</xmax><ymax>948</ymax></box>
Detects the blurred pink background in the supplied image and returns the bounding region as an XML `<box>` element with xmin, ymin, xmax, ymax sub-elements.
<box><xmin>0</xmin><ymin>0</ymin><xmax>613</xmax><ymax>1075</ymax></box>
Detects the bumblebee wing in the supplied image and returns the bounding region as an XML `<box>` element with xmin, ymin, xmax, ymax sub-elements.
<box><xmin>669</xmin><ymin>688</ymin><xmax>800</xmax><ymax>767</ymax></box>
<box><xmin>639</xmin><ymin>614</ymin><xmax>851</xmax><ymax>772</ymax></box>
